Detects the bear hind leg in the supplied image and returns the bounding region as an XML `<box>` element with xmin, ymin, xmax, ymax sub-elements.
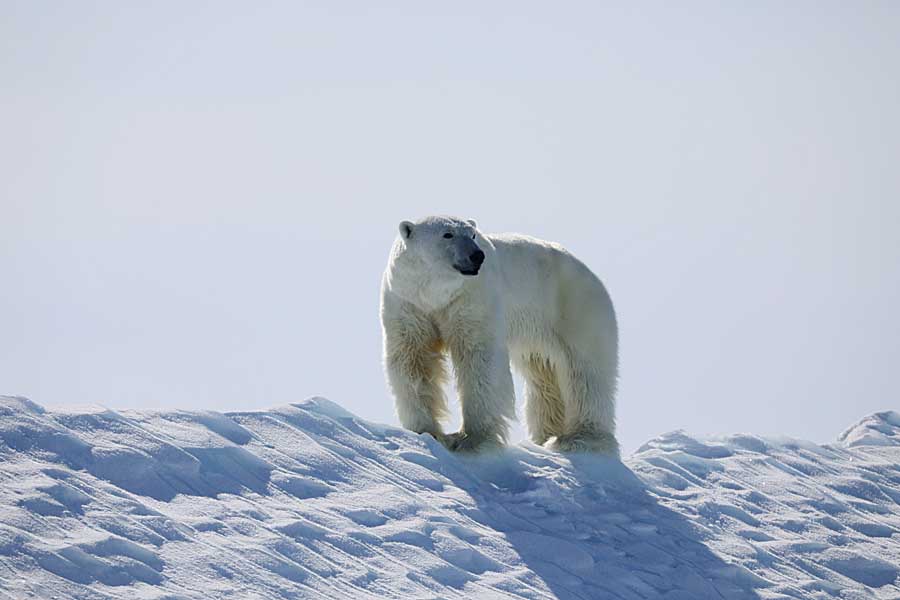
<box><xmin>552</xmin><ymin>360</ymin><xmax>619</xmax><ymax>456</ymax></box>
<box><xmin>521</xmin><ymin>354</ymin><xmax>566</xmax><ymax>446</ymax></box>
<box><xmin>385</xmin><ymin>332</ymin><xmax>451</xmax><ymax>439</ymax></box>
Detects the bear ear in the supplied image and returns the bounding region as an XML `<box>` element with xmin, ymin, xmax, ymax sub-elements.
<box><xmin>399</xmin><ymin>220</ymin><xmax>414</xmax><ymax>239</ymax></box>
<box><xmin>467</xmin><ymin>219</ymin><xmax>477</xmax><ymax>229</ymax></box>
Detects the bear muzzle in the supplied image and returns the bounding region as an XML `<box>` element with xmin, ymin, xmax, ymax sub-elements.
<box><xmin>454</xmin><ymin>249</ymin><xmax>485</xmax><ymax>276</ymax></box>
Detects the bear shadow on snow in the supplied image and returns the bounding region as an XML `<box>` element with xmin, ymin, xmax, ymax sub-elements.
<box><xmin>426</xmin><ymin>439</ymin><xmax>764</xmax><ymax>600</ymax></box>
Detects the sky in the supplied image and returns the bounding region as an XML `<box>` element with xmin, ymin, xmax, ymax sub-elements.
<box><xmin>2</xmin><ymin>2</ymin><xmax>899</xmax><ymax>454</ymax></box>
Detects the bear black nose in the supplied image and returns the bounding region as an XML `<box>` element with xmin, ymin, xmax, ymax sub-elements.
<box><xmin>470</xmin><ymin>250</ymin><xmax>485</xmax><ymax>266</ymax></box>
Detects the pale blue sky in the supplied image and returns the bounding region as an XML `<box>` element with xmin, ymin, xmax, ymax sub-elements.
<box><xmin>3</xmin><ymin>2</ymin><xmax>899</xmax><ymax>453</ymax></box>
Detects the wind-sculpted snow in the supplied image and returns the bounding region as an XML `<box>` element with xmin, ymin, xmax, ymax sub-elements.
<box><xmin>1</xmin><ymin>396</ymin><xmax>898</xmax><ymax>599</ymax></box>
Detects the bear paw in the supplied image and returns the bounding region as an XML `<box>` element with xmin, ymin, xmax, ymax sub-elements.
<box><xmin>549</xmin><ymin>431</ymin><xmax>619</xmax><ymax>456</ymax></box>
<box><xmin>440</xmin><ymin>431</ymin><xmax>501</xmax><ymax>453</ymax></box>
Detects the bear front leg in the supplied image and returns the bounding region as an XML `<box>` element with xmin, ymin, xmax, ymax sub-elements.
<box><xmin>447</xmin><ymin>328</ymin><xmax>516</xmax><ymax>452</ymax></box>
<box><xmin>382</xmin><ymin>299</ymin><xmax>450</xmax><ymax>440</ymax></box>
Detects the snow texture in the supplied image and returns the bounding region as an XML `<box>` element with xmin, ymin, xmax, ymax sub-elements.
<box><xmin>1</xmin><ymin>395</ymin><xmax>898</xmax><ymax>599</ymax></box>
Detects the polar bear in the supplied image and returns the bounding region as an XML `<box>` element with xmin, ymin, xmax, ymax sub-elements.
<box><xmin>381</xmin><ymin>215</ymin><xmax>619</xmax><ymax>454</ymax></box>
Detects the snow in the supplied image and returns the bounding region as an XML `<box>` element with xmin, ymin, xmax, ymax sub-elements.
<box><xmin>1</xmin><ymin>395</ymin><xmax>898</xmax><ymax>599</ymax></box>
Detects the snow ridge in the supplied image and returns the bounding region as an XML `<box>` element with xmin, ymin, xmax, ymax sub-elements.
<box><xmin>1</xmin><ymin>395</ymin><xmax>898</xmax><ymax>599</ymax></box>
<box><xmin>839</xmin><ymin>411</ymin><xmax>900</xmax><ymax>448</ymax></box>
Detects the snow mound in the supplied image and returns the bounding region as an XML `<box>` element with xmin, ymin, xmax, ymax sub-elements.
<box><xmin>1</xmin><ymin>395</ymin><xmax>899</xmax><ymax>599</ymax></box>
<box><xmin>839</xmin><ymin>411</ymin><xmax>900</xmax><ymax>448</ymax></box>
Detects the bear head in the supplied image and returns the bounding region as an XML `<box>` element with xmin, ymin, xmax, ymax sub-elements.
<box><xmin>398</xmin><ymin>216</ymin><xmax>485</xmax><ymax>277</ymax></box>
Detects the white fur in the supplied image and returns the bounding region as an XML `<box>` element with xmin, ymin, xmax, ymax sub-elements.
<box><xmin>381</xmin><ymin>216</ymin><xmax>619</xmax><ymax>454</ymax></box>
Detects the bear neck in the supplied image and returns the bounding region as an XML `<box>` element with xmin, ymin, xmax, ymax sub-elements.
<box><xmin>388</xmin><ymin>252</ymin><xmax>466</xmax><ymax>314</ymax></box>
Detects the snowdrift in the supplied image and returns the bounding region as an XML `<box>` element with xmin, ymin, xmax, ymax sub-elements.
<box><xmin>1</xmin><ymin>395</ymin><xmax>898</xmax><ymax>599</ymax></box>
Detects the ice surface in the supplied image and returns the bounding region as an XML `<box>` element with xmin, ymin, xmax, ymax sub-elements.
<box><xmin>1</xmin><ymin>394</ymin><xmax>898</xmax><ymax>599</ymax></box>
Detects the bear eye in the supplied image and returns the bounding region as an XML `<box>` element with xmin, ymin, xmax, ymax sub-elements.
<box><xmin>443</xmin><ymin>232</ymin><xmax>453</xmax><ymax>239</ymax></box>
